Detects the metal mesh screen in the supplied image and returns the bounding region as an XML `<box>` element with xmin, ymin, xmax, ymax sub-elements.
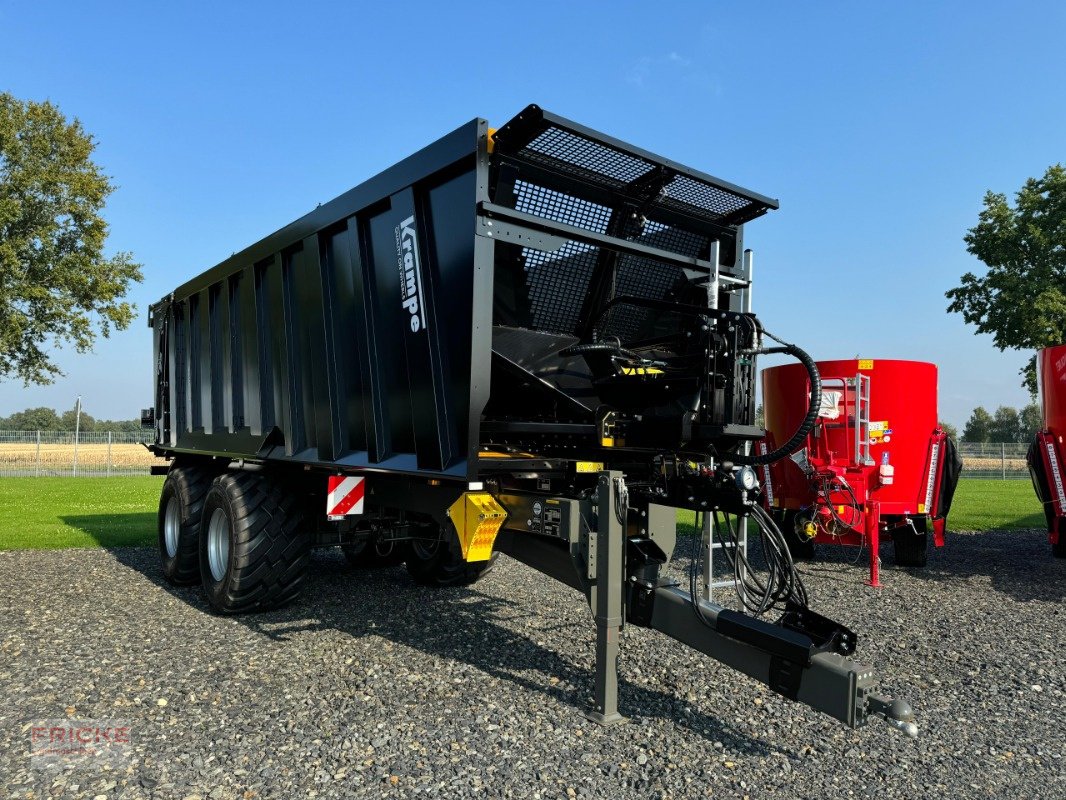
<box><xmin>597</xmin><ymin>254</ymin><xmax>688</xmax><ymax>341</ymax></box>
<box><xmin>514</xmin><ymin>180</ymin><xmax>612</xmax><ymax>232</ymax></box>
<box><xmin>636</xmin><ymin>220</ymin><xmax>707</xmax><ymax>258</ymax></box>
<box><xmin>496</xmin><ymin>110</ymin><xmax>765</xmax><ymax>338</ymax></box>
<box><xmin>661</xmin><ymin>174</ymin><xmax>754</xmax><ymax>219</ymax></box>
<box><xmin>509</xmin><ymin>183</ymin><xmax>702</xmax><ymax>338</ymax></box>
<box><xmin>512</xmin><ymin>122</ymin><xmax>770</xmax><ymax>224</ymax></box>
<box><xmin>521</xmin><ymin>127</ymin><xmax>650</xmax><ymax>185</ymax></box>
<box><xmin>522</xmin><ymin>241</ymin><xmax>600</xmax><ymax>335</ymax></box>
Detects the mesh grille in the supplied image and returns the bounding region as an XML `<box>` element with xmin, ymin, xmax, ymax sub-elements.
<box><xmin>511</xmin><ymin>189</ymin><xmax>704</xmax><ymax>337</ymax></box>
<box><xmin>521</xmin><ymin>127</ymin><xmax>649</xmax><ymax>185</ymax></box>
<box><xmin>662</xmin><ymin>174</ymin><xmax>754</xmax><ymax>219</ymax></box>
<box><xmin>514</xmin><ymin>180</ymin><xmax>612</xmax><ymax>232</ymax></box>
<box><xmin>523</xmin><ymin>242</ymin><xmax>599</xmax><ymax>334</ymax></box>
<box><xmin>597</xmin><ymin>255</ymin><xmax>687</xmax><ymax>341</ymax></box>
<box><xmin>504</xmin><ymin>120</ymin><xmax>772</xmax><ymax>224</ymax></box>
<box><xmin>492</xmin><ymin>108</ymin><xmax>771</xmax><ymax>337</ymax></box>
<box><xmin>630</xmin><ymin>220</ymin><xmax>707</xmax><ymax>259</ymax></box>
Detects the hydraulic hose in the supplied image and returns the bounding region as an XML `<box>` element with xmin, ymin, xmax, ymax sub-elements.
<box><xmin>733</xmin><ymin>331</ymin><xmax>821</xmax><ymax>467</ymax></box>
<box><xmin>559</xmin><ymin>341</ymin><xmax>642</xmax><ymax>360</ymax></box>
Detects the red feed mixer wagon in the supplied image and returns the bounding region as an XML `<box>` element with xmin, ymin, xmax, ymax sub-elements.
<box><xmin>1027</xmin><ymin>344</ymin><xmax>1066</xmax><ymax>558</ymax></box>
<box><xmin>759</xmin><ymin>359</ymin><xmax>962</xmax><ymax>585</ymax></box>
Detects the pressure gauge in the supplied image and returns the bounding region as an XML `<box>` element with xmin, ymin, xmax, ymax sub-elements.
<box><xmin>735</xmin><ymin>466</ymin><xmax>758</xmax><ymax>492</ymax></box>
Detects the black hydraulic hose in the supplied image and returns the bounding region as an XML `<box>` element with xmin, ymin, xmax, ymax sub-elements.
<box><xmin>559</xmin><ymin>341</ymin><xmax>642</xmax><ymax>360</ymax></box>
<box><xmin>733</xmin><ymin>333</ymin><xmax>821</xmax><ymax>467</ymax></box>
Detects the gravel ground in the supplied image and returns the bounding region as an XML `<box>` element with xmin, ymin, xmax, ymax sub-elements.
<box><xmin>1</xmin><ymin>528</ymin><xmax>1064</xmax><ymax>799</ymax></box>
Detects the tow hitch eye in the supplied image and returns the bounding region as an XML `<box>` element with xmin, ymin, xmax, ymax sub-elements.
<box><xmin>869</xmin><ymin>694</ymin><xmax>918</xmax><ymax>738</ymax></box>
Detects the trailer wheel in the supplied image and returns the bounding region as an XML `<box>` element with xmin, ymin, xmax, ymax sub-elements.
<box><xmin>199</xmin><ymin>472</ymin><xmax>311</xmax><ymax>614</ymax></box>
<box><xmin>1053</xmin><ymin>524</ymin><xmax>1066</xmax><ymax>559</ymax></box>
<box><xmin>342</xmin><ymin>536</ymin><xmax>409</xmax><ymax>568</ymax></box>
<box><xmin>892</xmin><ymin>518</ymin><xmax>928</xmax><ymax>568</ymax></box>
<box><xmin>404</xmin><ymin>530</ymin><xmax>496</xmax><ymax>587</ymax></box>
<box><xmin>158</xmin><ymin>464</ymin><xmax>215</xmax><ymax>586</ymax></box>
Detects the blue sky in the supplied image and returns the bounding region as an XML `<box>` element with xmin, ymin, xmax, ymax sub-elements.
<box><xmin>1</xmin><ymin>0</ymin><xmax>1063</xmax><ymax>426</ymax></box>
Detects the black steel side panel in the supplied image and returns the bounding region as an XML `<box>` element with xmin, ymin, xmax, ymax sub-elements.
<box><xmin>153</xmin><ymin>119</ymin><xmax>491</xmax><ymax>480</ymax></box>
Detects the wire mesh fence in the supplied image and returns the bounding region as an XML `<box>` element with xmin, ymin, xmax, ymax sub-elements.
<box><xmin>0</xmin><ymin>431</ymin><xmax>157</xmax><ymax>476</ymax></box>
<box><xmin>956</xmin><ymin>442</ymin><xmax>1030</xmax><ymax>480</ymax></box>
<box><xmin>0</xmin><ymin>432</ymin><xmax>1037</xmax><ymax>479</ymax></box>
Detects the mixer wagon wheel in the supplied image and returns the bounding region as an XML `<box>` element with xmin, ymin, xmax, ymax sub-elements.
<box><xmin>1053</xmin><ymin>525</ymin><xmax>1066</xmax><ymax>558</ymax></box>
<box><xmin>198</xmin><ymin>471</ymin><xmax>312</xmax><ymax>614</ymax></box>
<box><xmin>342</xmin><ymin>536</ymin><xmax>410</xmax><ymax>568</ymax></box>
<box><xmin>780</xmin><ymin>511</ymin><xmax>815</xmax><ymax>560</ymax></box>
<box><xmin>892</xmin><ymin>518</ymin><xmax>928</xmax><ymax>568</ymax></box>
<box><xmin>158</xmin><ymin>462</ymin><xmax>218</xmax><ymax>586</ymax></box>
<box><xmin>404</xmin><ymin>522</ymin><xmax>497</xmax><ymax>587</ymax></box>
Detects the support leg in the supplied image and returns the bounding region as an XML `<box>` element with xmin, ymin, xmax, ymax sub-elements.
<box><xmin>586</xmin><ymin>471</ymin><xmax>626</xmax><ymax>726</ymax></box>
<box><xmin>866</xmin><ymin>500</ymin><xmax>881</xmax><ymax>588</ymax></box>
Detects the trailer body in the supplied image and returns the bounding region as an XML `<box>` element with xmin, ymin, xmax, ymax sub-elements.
<box><xmin>146</xmin><ymin>105</ymin><xmax>915</xmax><ymax>735</ymax></box>
<box><xmin>149</xmin><ymin>108</ymin><xmax>768</xmax><ymax>480</ymax></box>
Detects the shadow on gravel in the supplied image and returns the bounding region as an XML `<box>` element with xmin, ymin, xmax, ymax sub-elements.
<box><xmin>783</xmin><ymin>527</ymin><xmax>1066</xmax><ymax>604</ymax></box>
<box><xmin>61</xmin><ymin>512</ymin><xmax>156</xmax><ymax>548</ymax></box>
<box><xmin>106</xmin><ymin>546</ymin><xmax>784</xmax><ymax>757</ymax></box>
<box><xmin>903</xmin><ymin>527</ymin><xmax>1066</xmax><ymax>603</ymax></box>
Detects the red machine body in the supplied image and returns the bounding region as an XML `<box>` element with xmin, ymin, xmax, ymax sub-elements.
<box><xmin>761</xmin><ymin>359</ymin><xmax>958</xmax><ymax>585</ymax></box>
<box><xmin>1027</xmin><ymin>344</ymin><xmax>1066</xmax><ymax>557</ymax></box>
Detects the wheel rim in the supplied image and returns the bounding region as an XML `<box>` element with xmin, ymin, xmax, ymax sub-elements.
<box><xmin>164</xmin><ymin>497</ymin><xmax>181</xmax><ymax>558</ymax></box>
<box><xmin>206</xmin><ymin>508</ymin><xmax>230</xmax><ymax>582</ymax></box>
<box><xmin>412</xmin><ymin>538</ymin><xmax>440</xmax><ymax>560</ymax></box>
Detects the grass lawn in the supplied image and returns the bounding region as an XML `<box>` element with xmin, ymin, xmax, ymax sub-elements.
<box><xmin>0</xmin><ymin>475</ymin><xmax>1047</xmax><ymax>551</ymax></box>
<box><xmin>0</xmin><ymin>476</ymin><xmax>163</xmax><ymax>550</ymax></box>
<box><xmin>947</xmin><ymin>478</ymin><xmax>1044</xmax><ymax>531</ymax></box>
<box><xmin>677</xmin><ymin>478</ymin><xmax>1045</xmax><ymax>534</ymax></box>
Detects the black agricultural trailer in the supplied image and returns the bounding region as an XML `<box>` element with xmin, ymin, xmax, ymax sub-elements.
<box><xmin>145</xmin><ymin>104</ymin><xmax>915</xmax><ymax>734</ymax></box>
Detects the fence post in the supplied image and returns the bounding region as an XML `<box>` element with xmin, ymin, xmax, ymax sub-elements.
<box><xmin>35</xmin><ymin>430</ymin><xmax>41</xmax><ymax>477</ymax></box>
<box><xmin>107</xmin><ymin>431</ymin><xmax>112</xmax><ymax>477</ymax></box>
<box><xmin>1001</xmin><ymin>442</ymin><xmax>1006</xmax><ymax>480</ymax></box>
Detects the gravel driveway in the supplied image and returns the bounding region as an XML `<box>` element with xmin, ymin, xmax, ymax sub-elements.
<box><xmin>1</xmin><ymin>528</ymin><xmax>1064</xmax><ymax>799</ymax></box>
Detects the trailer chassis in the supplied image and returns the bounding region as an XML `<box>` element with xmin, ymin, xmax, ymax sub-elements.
<box><xmin>495</xmin><ymin>469</ymin><xmax>916</xmax><ymax>734</ymax></box>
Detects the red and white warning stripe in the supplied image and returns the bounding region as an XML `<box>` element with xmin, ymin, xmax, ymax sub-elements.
<box><xmin>326</xmin><ymin>475</ymin><xmax>365</xmax><ymax>519</ymax></box>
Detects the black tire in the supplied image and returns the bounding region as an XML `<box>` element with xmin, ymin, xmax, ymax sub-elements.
<box><xmin>199</xmin><ymin>472</ymin><xmax>311</xmax><ymax>614</ymax></box>
<box><xmin>158</xmin><ymin>464</ymin><xmax>215</xmax><ymax>586</ymax></box>
<box><xmin>893</xmin><ymin>517</ymin><xmax>928</xmax><ymax>568</ymax></box>
<box><xmin>404</xmin><ymin>528</ymin><xmax>496</xmax><ymax>587</ymax></box>
<box><xmin>780</xmin><ymin>510</ymin><xmax>815</xmax><ymax>561</ymax></box>
<box><xmin>1053</xmin><ymin>522</ymin><xmax>1066</xmax><ymax>559</ymax></box>
<box><xmin>342</xmin><ymin>536</ymin><xmax>409</xmax><ymax>568</ymax></box>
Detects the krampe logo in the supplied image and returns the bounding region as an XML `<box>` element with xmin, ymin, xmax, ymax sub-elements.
<box><xmin>395</xmin><ymin>215</ymin><xmax>426</xmax><ymax>332</ymax></box>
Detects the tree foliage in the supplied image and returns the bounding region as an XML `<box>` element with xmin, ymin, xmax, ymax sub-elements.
<box><xmin>946</xmin><ymin>164</ymin><xmax>1066</xmax><ymax>395</ymax></box>
<box><xmin>962</xmin><ymin>406</ymin><xmax>993</xmax><ymax>442</ymax></box>
<box><xmin>960</xmin><ymin>403</ymin><xmax>1041</xmax><ymax>443</ymax></box>
<box><xmin>0</xmin><ymin>405</ymin><xmax>60</xmax><ymax>430</ymax></box>
<box><xmin>1019</xmin><ymin>402</ymin><xmax>1043</xmax><ymax>442</ymax></box>
<box><xmin>989</xmin><ymin>405</ymin><xmax>1021</xmax><ymax>443</ymax></box>
<box><xmin>0</xmin><ymin>93</ymin><xmax>142</xmax><ymax>385</ymax></box>
<box><xmin>0</xmin><ymin>404</ymin><xmax>140</xmax><ymax>431</ymax></box>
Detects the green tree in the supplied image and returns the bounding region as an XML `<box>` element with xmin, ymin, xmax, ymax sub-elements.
<box><xmin>94</xmin><ymin>418</ymin><xmax>142</xmax><ymax>432</ymax></box>
<box><xmin>1019</xmin><ymin>402</ymin><xmax>1043</xmax><ymax>441</ymax></box>
<box><xmin>962</xmin><ymin>406</ymin><xmax>993</xmax><ymax>442</ymax></box>
<box><xmin>0</xmin><ymin>406</ymin><xmax>59</xmax><ymax>430</ymax></box>
<box><xmin>946</xmin><ymin>164</ymin><xmax>1066</xmax><ymax>395</ymax></box>
<box><xmin>59</xmin><ymin>405</ymin><xmax>95</xmax><ymax>431</ymax></box>
<box><xmin>0</xmin><ymin>93</ymin><xmax>142</xmax><ymax>385</ymax></box>
<box><xmin>938</xmin><ymin>420</ymin><xmax>958</xmax><ymax>441</ymax></box>
<box><xmin>989</xmin><ymin>405</ymin><xmax>1021</xmax><ymax>443</ymax></box>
